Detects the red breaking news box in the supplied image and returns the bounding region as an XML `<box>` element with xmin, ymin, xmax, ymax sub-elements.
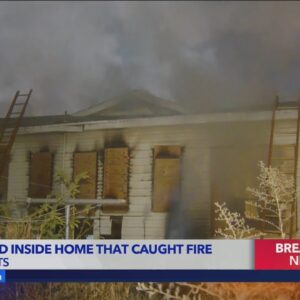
<box><xmin>255</xmin><ymin>240</ymin><xmax>300</xmax><ymax>270</ymax></box>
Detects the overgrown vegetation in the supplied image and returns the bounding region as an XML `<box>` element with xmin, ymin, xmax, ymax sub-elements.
<box><xmin>1</xmin><ymin>164</ymin><xmax>299</xmax><ymax>299</ymax></box>
<box><xmin>0</xmin><ymin>171</ymin><xmax>148</xmax><ymax>300</ymax></box>
<box><xmin>137</xmin><ymin>282</ymin><xmax>300</xmax><ymax>300</ymax></box>
<box><xmin>246</xmin><ymin>161</ymin><xmax>295</xmax><ymax>238</ymax></box>
<box><xmin>1</xmin><ymin>282</ymin><xmax>149</xmax><ymax>300</ymax></box>
<box><xmin>0</xmin><ymin>171</ymin><xmax>93</xmax><ymax>239</ymax></box>
<box><xmin>215</xmin><ymin>161</ymin><xmax>295</xmax><ymax>239</ymax></box>
<box><xmin>214</xmin><ymin>202</ymin><xmax>262</xmax><ymax>239</ymax></box>
<box><xmin>138</xmin><ymin>162</ymin><xmax>299</xmax><ymax>300</ymax></box>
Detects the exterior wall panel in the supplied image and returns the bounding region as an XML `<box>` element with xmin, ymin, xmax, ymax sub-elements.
<box><xmin>7</xmin><ymin>125</ymin><xmax>213</xmax><ymax>238</ymax></box>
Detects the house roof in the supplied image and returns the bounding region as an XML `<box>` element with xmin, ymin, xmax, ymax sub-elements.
<box><xmin>73</xmin><ymin>89</ymin><xmax>187</xmax><ymax>117</ymax></box>
<box><xmin>0</xmin><ymin>89</ymin><xmax>296</xmax><ymax>135</ymax></box>
<box><xmin>0</xmin><ymin>89</ymin><xmax>187</xmax><ymax>129</ymax></box>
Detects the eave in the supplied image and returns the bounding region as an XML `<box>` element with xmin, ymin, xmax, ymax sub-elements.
<box><xmin>16</xmin><ymin>110</ymin><xmax>296</xmax><ymax>135</ymax></box>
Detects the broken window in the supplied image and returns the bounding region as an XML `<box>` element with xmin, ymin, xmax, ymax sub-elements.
<box><xmin>73</xmin><ymin>152</ymin><xmax>97</xmax><ymax>199</ymax></box>
<box><xmin>101</xmin><ymin>216</ymin><xmax>123</xmax><ymax>239</ymax></box>
<box><xmin>152</xmin><ymin>146</ymin><xmax>182</xmax><ymax>213</ymax></box>
<box><xmin>28</xmin><ymin>152</ymin><xmax>53</xmax><ymax>198</ymax></box>
<box><xmin>102</xmin><ymin>147</ymin><xmax>129</xmax><ymax>213</ymax></box>
<box><xmin>110</xmin><ymin>216</ymin><xmax>123</xmax><ymax>239</ymax></box>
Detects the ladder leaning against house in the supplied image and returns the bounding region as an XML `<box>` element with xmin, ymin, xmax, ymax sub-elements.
<box><xmin>0</xmin><ymin>90</ymin><xmax>32</xmax><ymax>178</ymax></box>
<box><xmin>267</xmin><ymin>96</ymin><xmax>300</xmax><ymax>238</ymax></box>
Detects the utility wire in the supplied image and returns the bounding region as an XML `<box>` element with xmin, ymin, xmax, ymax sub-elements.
<box><xmin>0</xmin><ymin>203</ymin><xmax>98</xmax><ymax>223</ymax></box>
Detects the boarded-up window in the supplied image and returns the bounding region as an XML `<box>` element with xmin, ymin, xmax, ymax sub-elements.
<box><xmin>73</xmin><ymin>152</ymin><xmax>97</xmax><ymax>199</ymax></box>
<box><xmin>102</xmin><ymin>148</ymin><xmax>129</xmax><ymax>213</ymax></box>
<box><xmin>152</xmin><ymin>146</ymin><xmax>182</xmax><ymax>212</ymax></box>
<box><xmin>28</xmin><ymin>152</ymin><xmax>53</xmax><ymax>198</ymax></box>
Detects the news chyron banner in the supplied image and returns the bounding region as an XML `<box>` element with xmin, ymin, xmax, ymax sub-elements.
<box><xmin>0</xmin><ymin>239</ymin><xmax>299</xmax><ymax>282</ymax></box>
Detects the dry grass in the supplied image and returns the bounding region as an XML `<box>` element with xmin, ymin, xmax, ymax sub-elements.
<box><xmin>137</xmin><ymin>282</ymin><xmax>300</xmax><ymax>300</ymax></box>
<box><xmin>0</xmin><ymin>282</ymin><xmax>149</xmax><ymax>300</ymax></box>
<box><xmin>0</xmin><ymin>281</ymin><xmax>300</xmax><ymax>299</ymax></box>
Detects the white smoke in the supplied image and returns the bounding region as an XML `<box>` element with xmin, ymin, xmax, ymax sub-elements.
<box><xmin>0</xmin><ymin>2</ymin><xmax>299</xmax><ymax>115</ymax></box>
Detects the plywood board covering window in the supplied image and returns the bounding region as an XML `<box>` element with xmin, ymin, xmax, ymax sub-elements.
<box><xmin>73</xmin><ymin>152</ymin><xmax>97</xmax><ymax>199</ymax></box>
<box><xmin>102</xmin><ymin>147</ymin><xmax>129</xmax><ymax>213</ymax></box>
<box><xmin>29</xmin><ymin>152</ymin><xmax>53</xmax><ymax>198</ymax></box>
<box><xmin>153</xmin><ymin>146</ymin><xmax>182</xmax><ymax>213</ymax></box>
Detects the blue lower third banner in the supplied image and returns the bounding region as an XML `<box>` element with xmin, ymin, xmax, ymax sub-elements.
<box><xmin>2</xmin><ymin>270</ymin><xmax>300</xmax><ymax>282</ymax></box>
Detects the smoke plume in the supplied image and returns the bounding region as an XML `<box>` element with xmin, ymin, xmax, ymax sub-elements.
<box><xmin>0</xmin><ymin>2</ymin><xmax>299</xmax><ymax>115</ymax></box>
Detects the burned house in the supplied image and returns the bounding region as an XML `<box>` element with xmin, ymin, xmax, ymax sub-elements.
<box><xmin>0</xmin><ymin>89</ymin><xmax>299</xmax><ymax>239</ymax></box>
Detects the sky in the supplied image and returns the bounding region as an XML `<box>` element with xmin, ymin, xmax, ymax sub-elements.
<box><xmin>0</xmin><ymin>1</ymin><xmax>300</xmax><ymax>115</ymax></box>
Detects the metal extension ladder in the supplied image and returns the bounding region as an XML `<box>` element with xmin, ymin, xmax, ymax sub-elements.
<box><xmin>0</xmin><ymin>90</ymin><xmax>32</xmax><ymax>177</ymax></box>
<box><xmin>267</xmin><ymin>96</ymin><xmax>300</xmax><ymax>238</ymax></box>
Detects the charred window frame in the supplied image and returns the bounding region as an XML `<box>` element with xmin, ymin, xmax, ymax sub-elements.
<box><xmin>28</xmin><ymin>152</ymin><xmax>53</xmax><ymax>198</ymax></box>
<box><xmin>152</xmin><ymin>146</ymin><xmax>182</xmax><ymax>213</ymax></box>
<box><xmin>102</xmin><ymin>147</ymin><xmax>129</xmax><ymax>213</ymax></box>
<box><xmin>73</xmin><ymin>152</ymin><xmax>98</xmax><ymax>199</ymax></box>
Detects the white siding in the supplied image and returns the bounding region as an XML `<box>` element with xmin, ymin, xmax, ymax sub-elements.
<box><xmin>7</xmin><ymin>125</ymin><xmax>211</xmax><ymax>238</ymax></box>
<box><xmin>8</xmin><ymin>120</ymin><xmax>282</xmax><ymax>238</ymax></box>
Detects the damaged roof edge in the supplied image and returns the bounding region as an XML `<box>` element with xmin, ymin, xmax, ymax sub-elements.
<box><xmin>17</xmin><ymin>110</ymin><xmax>294</xmax><ymax>135</ymax></box>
